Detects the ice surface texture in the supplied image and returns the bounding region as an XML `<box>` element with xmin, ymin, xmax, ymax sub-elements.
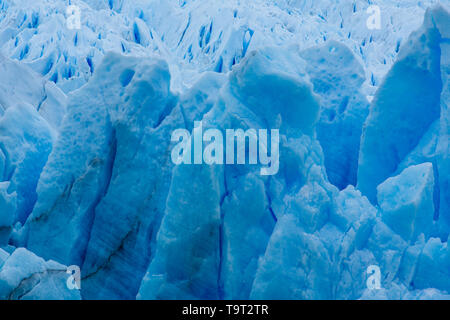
<box><xmin>0</xmin><ymin>0</ymin><xmax>449</xmax><ymax>300</ymax></box>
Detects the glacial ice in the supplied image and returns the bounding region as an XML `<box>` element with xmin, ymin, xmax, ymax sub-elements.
<box><xmin>0</xmin><ymin>102</ymin><xmax>53</xmax><ymax>224</ymax></box>
<box><xmin>0</xmin><ymin>247</ymin><xmax>80</xmax><ymax>299</ymax></box>
<box><xmin>377</xmin><ymin>163</ymin><xmax>435</xmax><ymax>242</ymax></box>
<box><xmin>300</xmin><ymin>41</ymin><xmax>369</xmax><ymax>189</ymax></box>
<box><xmin>0</xmin><ymin>0</ymin><xmax>448</xmax><ymax>300</ymax></box>
<box><xmin>0</xmin><ymin>181</ymin><xmax>15</xmax><ymax>244</ymax></box>
<box><xmin>357</xmin><ymin>7</ymin><xmax>445</xmax><ymax>205</ymax></box>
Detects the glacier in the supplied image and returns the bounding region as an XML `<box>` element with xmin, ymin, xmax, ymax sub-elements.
<box><xmin>0</xmin><ymin>0</ymin><xmax>449</xmax><ymax>300</ymax></box>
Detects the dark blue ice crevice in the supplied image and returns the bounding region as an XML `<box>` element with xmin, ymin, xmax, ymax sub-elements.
<box><xmin>42</xmin><ymin>56</ymin><xmax>54</xmax><ymax>76</ymax></box>
<box><xmin>206</xmin><ymin>21</ymin><xmax>213</xmax><ymax>45</ymax></box>
<box><xmin>119</xmin><ymin>68</ymin><xmax>135</xmax><ymax>87</ymax></box>
<box><xmin>30</xmin><ymin>11</ymin><xmax>39</xmax><ymax>29</ymax></box>
<box><xmin>217</xmin><ymin>169</ymin><xmax>229</xmax><ymax>300</ymax></box>
<box><xmin>86</xmin><ymin>56</ymin><xmax>93</xmax><ymax>74</ymax></box>
<box><xmin>153</xmin><ymin>95</ymin><xmax>178</xmax><ymax>129</ymax></box>
<box><xmin>0</xmin><ymin>142</ymin><xmax>10</xmax><ymax>182</ymax></box>
<box><xmin>108</xmin><ymin>0</ymin><xmax>124</xmax><ymax>12</ymax></box>
<box><xmin>177</xmin><ymin>13</ymin><xmax>191</xmax><ymax>47</ymax></box>
<box><xmin>18</xmin><ymin>44</ymin><xmax>29</xmax><ymax>60</ymax></box>
<box><xmin>265</xmin><ymin>178</ymin><xmax>278</xmax><ymax>223</ymax></box>
<box><xmin>198</xmin><ymin>21</ymin><xmax>213</xmax><ymax>49</ymax></box>
<box><xmin>133</xmin><ymin>22</ymin><xmax>141</xmax><ymax>44</ymax></box>
<box><xmin>49</xmin><ymin>72</ymin><xmax>58</xmax><ymax>83</ymax></box>
<box><xmin>199</xmin><ymin>25</ymin><xmax>205</xmax><ymax>47</ymax></box>
<box><xmin>242</xmin><ymin>28</ymin><xmax>254</xmax><ymax>57</ymax></box>
<box><xmin>214</xmin><ymin>55</ymin><xmax>223</xmax><ymax>73</ymax></box>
